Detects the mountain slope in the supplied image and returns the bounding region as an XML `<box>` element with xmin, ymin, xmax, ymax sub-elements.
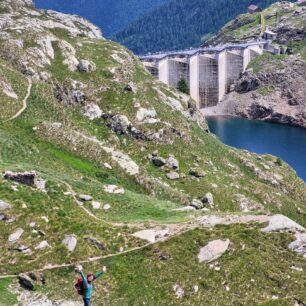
<box><xmin>113</xmin><ymin>0</ymin><xmax>294</xmax><ymax>54</ymax></box>
<box><xmin>0</xmin><ymin>1</ymin><xmax>305</xmax><ymax>305</ymax></box>
<box><xmin>204</xmin><ymin>1</ymin><xmax>306</xmax><ymax>128</ymax></box>
<box><xmin>33</xmin><ymin>0</ymin><xmax>168</xmax><ymax>37</ymax></box>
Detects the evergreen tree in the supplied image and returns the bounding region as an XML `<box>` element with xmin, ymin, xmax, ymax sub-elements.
<box><xmin>177</xmin><ymin>78</ymin><xmax>189</xmax><ymax>95</ymax></box>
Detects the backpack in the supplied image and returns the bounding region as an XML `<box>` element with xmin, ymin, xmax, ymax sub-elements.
<box><xmin>75</xmin><ymin>277</ymin><xmax>85</xmax><ymax>296</ymax></box>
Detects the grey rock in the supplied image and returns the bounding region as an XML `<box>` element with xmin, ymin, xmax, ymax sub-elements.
<box><xmin>189</xmin><ymin>168</ymin><xmax>206</xmax><ymax>178</ymax></box>
<box><xmin>198</xmin><ymin>239</ymin><xmax>231</xmax><ymax>263</ymax></box>
<box><xmin>0</xmin><ymin>200</ymin><xmax>11</xmax><ymax>210</ymax></box>
<box><xmin>165</xmin><ymin>155</ymin><xmax>179</xmax><ymax>170</ymax></box>
<box><xmin>151</xmin><ymin>156</ymin><xmax>166</xmax><ymax>167</ymax></box>
<box><xmin>78</xmin><ymin>194</ymin><xmax>93</xmax><ymax>202</ymax></box>
<box><xmin>288</xmin><ymin>233</ymin><xmax>306</xmax><ymax>258</ymax></box>
<box><xmin>8</xmin><ymin>228</ymin><xmax>24</xmax><ymax>243</ymax></box>
<box><xmin>190</xmin><ymin>199</ymin><xmax>204</xmax><ymax>210</ymax></box>
<box><xmin>78</xmin><ymin>59</ymin><xmax>96</xmax><ymax>72</ymax></box>
<box><xmin>166</xmin><ymin>172</ymin><xmax>180</xmax><ymax>180</ymax></box>
<box><xmin>201</xmin><ymin>193</ymin><xmax>214</xmax><ymax>206</ymax></box>
<box><xmin>261</xmin><ymin>215</ymin><xmax>304</xmax><ymax>233</ymax></box>
<box><xmin>62</xmin><ymin>234</ymin><xmax>77</xmax><ymax>252</ymax></box>
<box><xmin>35</xmin><ymin>240</ymin><xmax>51</xmax><ymax>250</ymax></box>
<box><xmin>18</xmin><ymin>274</ymin><xmax>35</xmax><ymax>291</ymax></box>
<box><xmin>85</xmin><ymin>237</ymin><xmax>105</xmax><ymax>250</ymax></box>
<box><xmin>4</xmin><ymin>171</ymin><xmax>36</xmax><ymax>186</ymax></box>
<box><xmin>173</xmin><ymin>284</ymin><xmax>184</xmax><ymax>299</ymax></box>
<box><xmin>83</xmin><ymin>103</ymin><xmax>103</xmax><ymax>120</ymax></box>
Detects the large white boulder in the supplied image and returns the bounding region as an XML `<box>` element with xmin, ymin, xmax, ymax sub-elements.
<box><xmin>62</xmin><ymin>235</ymin><xmax>77</xmax><ymax>252</ymax></box>
<box><xmin>198</xmin><ymin>239</ymin><xmax>230</xmax><ymax>263</ymax></box>
<box><xmin>261</xmin><ymin>215</ymin><xmax>304</xmax><ymax>233</ymax></box>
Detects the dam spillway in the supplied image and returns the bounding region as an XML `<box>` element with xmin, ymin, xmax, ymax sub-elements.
<box><xmin>139</xmin><ymin>41</ymin><xmax>265</xmax><ymax>109</ymax></box>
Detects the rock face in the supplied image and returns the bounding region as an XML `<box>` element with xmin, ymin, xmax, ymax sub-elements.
<box><xmin>235</xmin><ymin>71</ymin><xmax>260</xmax><ymax>93</ymax></box>
<box><xmin>198</xmin><ymin>239</ymin><xmax>231</xmax><ymax>263</ymax></box>
<box><xmin>261</xmin><ymin>215</ymin><xmax>304</xmax><ymax>233</ymax></box>
<box><xmin>62</xmin><ymin>235</ymin><xmax>77</xmax><ymax>252</ymax></box>
<box><xmin>8</xmin><ymin>228</ymin><xmax>24</xmax><ymax>243</ymax></box>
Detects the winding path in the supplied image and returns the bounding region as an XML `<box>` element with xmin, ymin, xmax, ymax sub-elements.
<box><xmin>4</xmin><ymin>78</ymin><xmax>32</xmax><ymax>123</ymax></box>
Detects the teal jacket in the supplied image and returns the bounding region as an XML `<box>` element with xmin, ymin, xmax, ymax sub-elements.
<box><xmin>79</xmin><ymin>271</ymin><xmax>104</xmax><ymax>299</ymax></box>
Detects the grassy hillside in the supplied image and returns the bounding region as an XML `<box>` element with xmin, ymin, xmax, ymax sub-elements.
<box><xmin>0</xmin><ymin>1</ymin><xmax>305</xmax><ymax>305</ymax></box>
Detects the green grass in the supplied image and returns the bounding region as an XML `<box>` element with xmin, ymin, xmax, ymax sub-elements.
<box><xmin>0</xmin><ymin>279</ymin><xmax>18</xmax><ymax>306</ymax></box>
<box><xmin>37</xmin><ymin>225</ymin><xmax>306</xmax><ymax>306</ymax></box>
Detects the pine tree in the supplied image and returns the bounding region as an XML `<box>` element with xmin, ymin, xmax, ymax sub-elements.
<box><xmin>177</xmin><ymin>78</ymin><xmax>189</xmax><ymax>95</ymax></box>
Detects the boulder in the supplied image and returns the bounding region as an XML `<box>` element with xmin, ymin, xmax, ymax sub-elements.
<box><xmin>190</xmin><ymin>199</ymin><xmax>204</xmax><ymax>210</ymax></box>
<box><xmin>103</xmin><ymin>204</ymin><xmax>111</xmax><ymax>210</ymax></box>
<box><xmin>83</xmin><ymin>103</ymin><xmax>103</xmax><ymax>120</ymax></box>
<box><xmin>8</xmin><ymin>228</ymin><xmax>24</xmax><ymax>243</ymax></box>
<box><xmin>288</xmin><ymin>233</ymin><xmax>306</xmax><ymax>258</ymax></box>
<box><xmin>136</xmin><ymin>108</ymin><xmax>159</xmax><ymax>124</ymax></box>
<box><xmin>15</xmin><ymin>245</ymin><xmax>32</xmax><ymax>254</ymax></box>
<box><xmin>173</xmin><ymin>284</ymin><xmax>184</xmax><ymax>299</ymax></box>
<box><xmin>62</xmin><ymin>234</ymin><xmax>77</xmax><ymax>252</ymax></box>
<box><xmin>261</xmin><ymin>215</ymin><xmax>304</xmax><ymax>233</ymax></box>
<box><xmin>78</xmin><ymin>194</ymin><xmax>93</xmax><ymax>202</ymax></box>
<box><xmin>0</xmin><ymin>200</ymin><xmax>11</xmax><ymax>210</ymax></box>
<box><xmin>166</xmin><ymin>172</ymin><xmax>180</xmax><ymax>180</ymax></box>
<box><xmin>103</xmin><ymin>185</ymin><xmax>125</xmax><ymax>194</ymax></box>
<box><xmin>4</xmin><ymin>171</ymin><xmax>36</xmax><ymax>186</ymax></box>
<box><xmin>91</xmin><ymin>201</ymin><xmax>101</xmax><ymax>209</ymax></box>
<box><xmin>198</xmin><ymin>239</ymin><xmax>231</xmax><ymax>263</ymax></box>
<box><xmin>151</xmin><ymin>156</ymin><xmax>166</xmax><ymax>167</ymax></box>
<box><xmin>85</xmin><ymin>237</ymin><xmax>105</xmax><ymax>250</ymax></box>
<box><xmin>235</xmin><ymin>194</ymin><xmax>262</xmax><ymax>212</ymax></box>
<box><xmin>77</xmin><ymin>59</ymin><xmax>96</xmax><ymax>72</ymax></box>
<box><xmin>18</xmin><ymin>274</ymin><xmax>35</xmax><ymax>291</ymax></box>
<box><xmin>201</xmin><ymin>193</ymin><xmax>214</xmax><ymax>206</ymax></box>
<box><xmin>35</xmin><ymin>240</ymin><xmax>51</xmax><ymax>250</ymax></box>
<box><xmin>165</xmin><ymin>155</ymin><xmax>179</xmax><ymax>170</ymax></box>
<box><xmin>189</xmin><ymin>168</ymin><xmax>206</xmax><ymax>178</ymax></box>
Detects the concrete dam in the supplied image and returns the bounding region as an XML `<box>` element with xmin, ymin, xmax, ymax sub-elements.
<box><xmin>139</xmin><ymin>41</ymin><xmax>266</xmax><ymax>109</ymax></box>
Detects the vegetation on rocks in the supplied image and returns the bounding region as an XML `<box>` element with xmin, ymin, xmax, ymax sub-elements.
<box><xmin>0</xmin><ymin>1</ymin><xmax>305</xmax><ymax>305</ymax></box>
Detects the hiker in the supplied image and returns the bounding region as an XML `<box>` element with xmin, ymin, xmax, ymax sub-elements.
<box><xmin>75</xmin><ymin>264</ymin><xmax>106</xmax><ymax>306</ymax></box>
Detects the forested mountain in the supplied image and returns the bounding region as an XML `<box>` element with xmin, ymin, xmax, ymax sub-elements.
<box><xmin>33</xmin><ymin>0</ymin><xmax>168</xmax><ymax>36</ymax></box>
<box><xmin>113</xmin><ymin>0</ymin><xmax>294</xmax><ymax>54</ymax></box>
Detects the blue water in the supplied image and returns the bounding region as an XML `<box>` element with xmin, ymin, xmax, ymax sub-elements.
<box><xmin>207</xmin><ymin>116</ymin><xmax>306</xmax><ymax>181</ymax></box>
